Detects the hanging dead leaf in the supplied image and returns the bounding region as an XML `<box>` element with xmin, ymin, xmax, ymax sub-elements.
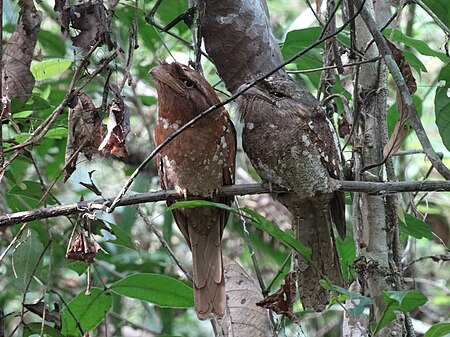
<box><xmin>64</xmin><ymin>92</ymin><xmax>104</xmax><ymax>182</ymax></box>
<box><xmin>215</xmin><ymin>258</ymin><xmax>271</xmax><ymax>337</ymax></box>
<box><xmin>98</xmin><ymin>85</ymin><xmax>131</xmax><ymax>157</ymax></box>
<box><xmin>54</xmin><ymin>0</ymin><xmax>112</xmax><ymax>53</ymax></box>
<box><xmin>385</xmin><ymin>38</ymin><xmax>417</xmax><ymax>95</ymax></box>
<box><xmin>383</xmin><ymin>38</ymin><xmax>417</xmax><ymax>159</ymax></box>
<box><xmin>383</xmin><ymin>120</ymin><xmax>409</xmax><ymax>159</ymax></box>
<box><xmin>66</xmin><ymin>231</ymin><xmax>101</xmax><ymax>264</ymax></box>
<box><xmin>256</xmin><ymin>272</ymin><xmax>298</xmax><ymax>323</ymax></box>
<box><xmin>2</xmin><ymin>5</ymin><xmax>42</xmax><ymax>101</ymax></box>
<box><xmin>338</xmin><ymin>113</ymin><xmax>351</xmax><ymax>138</ymax></box>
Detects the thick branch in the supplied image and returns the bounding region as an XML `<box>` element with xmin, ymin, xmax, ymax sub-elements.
<box><xmin>1</xmin><ymin>180</ymin><xmax>450</xmax><ymax>228</ymax></box>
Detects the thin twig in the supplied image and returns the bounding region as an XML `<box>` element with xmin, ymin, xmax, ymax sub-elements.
<box><xmin>136</xmin><ymin>205</ymin><xmax>192</xmax><ymax>282</ymax></box>
<box><xmin>287</xmin><ymin>56</ymin><xmax>381</xmax><ymax>74</ymax></box>
<box><xmin>404</xmin><ymin>253</ymin><xmax>450</xmax><ymax>269</ymax></box>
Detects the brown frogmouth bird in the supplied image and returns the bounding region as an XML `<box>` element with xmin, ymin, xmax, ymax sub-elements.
<box><xmin>237</xmin><ymin>75</ymin><xmax>345</xmax><ymax>310</ymax></box>
<box><xmin>151</xmin><ymin>62</ymin><xmax>236</xmax><ymax>320</ymax></box>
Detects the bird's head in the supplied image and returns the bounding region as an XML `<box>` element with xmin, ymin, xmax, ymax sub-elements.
<box><xmin>150</xmin><ymin>62</ymin><xmax>221</xmax><ymax>119</ymax></box>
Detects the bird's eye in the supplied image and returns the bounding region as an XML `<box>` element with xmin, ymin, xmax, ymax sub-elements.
<box><xmin>270</xmin><ymin>91</ymin><xmax>286</xmax><ymax>98</ymax></box>
<box><xmin>183</xmin><ymin>79</ymin><xmax>195</xmax><ymax>88</ymax></box>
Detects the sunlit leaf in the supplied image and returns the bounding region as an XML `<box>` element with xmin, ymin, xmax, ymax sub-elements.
<box><xmin>425</xmin><ymin>322</ymin><xmax>450</xmax><ymax>337</ymax></box>
<box><xmin>399</xmin><ymin>212</ymin><xmax>434</xmax><ymax>240</ymax></box>
<box><xmin>110</xmin><ymin>274</ymin><xmax>194</xmax><ymax>308</ymax></box>
<box><xmin>435</xmin><ymin>62</ymin><xmax>450</xmax><ymax>151</ymax></box>
<box><xmin>374</xmin><ymin>290</ymin><xmax>428</xmax><ymax>333</ymax></box>
<box><xmin>31</xmin><ymin>59</ymin><xmax>72</xmax><ymax>81</ymax></box>
<box><xmin>60</xmin><ymin>288</ymin><xmax>112</xmax><ymax>336</ymax></box>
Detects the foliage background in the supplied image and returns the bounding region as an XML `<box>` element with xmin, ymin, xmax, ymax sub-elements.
<box><xmin>1</xmin><ymin>0</ymin><xmax>450</xmax><ymax>336</ymax></box>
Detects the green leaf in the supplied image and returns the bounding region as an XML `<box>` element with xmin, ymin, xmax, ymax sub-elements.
<box><xmin>374</xmin><ymin>290</ymin><xmax>428</xmax><ymax>334</ymax></box>
<box><xmin>31</xmin><ymin>59</ymin><xmax>72</xmax><ymax>81</ymax></box>
<box><xmin>11</xmin><ymin>94</ymin><xmax>52</xmax><ymax>112</ymax></box>
<box><xmin>43</xmin><ymin>127</ymin><xmax>68</xmax><ymax>139</ymax></box>
<box><xmin>167</xmin><ymin>199</ymin><xmax>235</xmax><ymax>212</ymax></box>
<box><xmin>110</xmin><ymin>273</ymin><xmax>194</xmax><ymax>308</ymax></box>
<box><xmin>8</xmin><ymin>180</ymin><xmax>54</xmax><ymax>209</ymax></box>
<box><xmin>12</xmin><ymin>229</ymin><xmax>44</xmax><ymax>291</ymax></box>
<box><xmin>435</xmin><ymin>63</ymin><xmax>450</xmax><ymax>151</ymax></box>
<box><xmin>108</xmin><ymin>223</ymin><xmax>137</xmax><ymax>250</ymax></box>
<box><xmin>385</xmin><ymin>28</ymin><xmax>448</xmax><ymax>63</ymax></box>
<box><xmin>399</xmin><ymin>212</ymin><xmax>434</xmax><ymax>240</ymax></box>
<box><xmin>424</xmin><ymin>322</ymin><xmax>450</xmax><ymax>337</ymax></box>
<box><xmin>60</xmin><ymin>288</ymin><xmax>112</xmax><ymax>336</ymax></box>
<box><xmin>281</xmin><ymin>27</ymin><xmax>324</xmax><ymax>86</ymax></box>
<box><xmin>240</xmin><ymin>208</ymin><xmax>312</xmax><ymax>259</ymax></box>
<box><xmin>336</xmin><ymin>236</ymin><xmax>356</xmax><ymax>281</ymax></box>
<box><xmin>403</xmin><ymin>50</ymin><xmax>427</xmax><ymax>73</ymax></box>
<box><xmin>326</xmin><ymin>285</ymin><xmax>373</xmax><ymax>316</ymax></box>
<box><xmin>38</xmin><ymin>30</ymin><xmax>67</xmax><ymax>58</ymax></box>
<box><xmin>384</xmin><ymin>290</ymin><xmax>428</xmax><ymax>312</ymax></box>
<box><xmin>422</xmin><ymin>0</ymin><xmax>450</xmax><ymax>31</ymax></box>
<box><xmin>23</xmin><ymin>323</ymin><xmax>66</xmax><ymax>337</ymax></box>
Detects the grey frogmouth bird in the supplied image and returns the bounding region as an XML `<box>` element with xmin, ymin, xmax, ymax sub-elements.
<box><xmin>237</xmin><ymin>75</ymin><xmax>346</xmax><ymax>310</ymax></box>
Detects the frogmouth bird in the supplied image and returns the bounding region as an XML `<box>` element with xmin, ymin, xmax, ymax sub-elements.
<box><xmin>151</xmin><ymin>62</ymin><xmax>236</xmax><ymax>320</ymax></box>
<box><xmin>237</xmin><ymin>75</ymin><xmax>346</xmax><ymax>310</ymax></box>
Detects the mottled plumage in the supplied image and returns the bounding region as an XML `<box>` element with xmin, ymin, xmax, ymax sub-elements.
<box><xmin>238</xmin><ymin>76</ymin><xmax>345</xmax><ymax>310</ymax></box>
<box><xmin>151</xmin><ymin>62</ymin><xmax>236</xmax><ymax>319</ymax></box>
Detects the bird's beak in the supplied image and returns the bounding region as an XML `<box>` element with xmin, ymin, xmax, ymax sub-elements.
<box><xmin>236</xmin><ymin>83</ymin><xmax>273</xmax><ymax>104</ymax></box>
<box><xmin>149</xmin><ymin>66</ymin><xmax>184</xmax><ymax>94</ymax></box>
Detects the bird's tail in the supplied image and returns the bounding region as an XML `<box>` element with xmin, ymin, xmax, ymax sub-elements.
<box><xmin>188</xmin><ymin>219</ymin><xmax>226</xmax><ymax>320</ymax></box>
<box><xmin>276</xmin><ymin>193</ymin><xmax>344</xmax><ymax>311</ymax></box>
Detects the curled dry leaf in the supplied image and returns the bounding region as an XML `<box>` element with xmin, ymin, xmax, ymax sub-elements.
<box><xmin>54</xmin><ymin>0</ymin><xmax>112</xmax><ymax>53</ymax></box>
<box><xmin>2</xmin><ymin>5</ymin><xmax>42</xmax><ymax>101</ymax></box>
<box><xmin>66</xmin><ymin>232</ymin><xmax>101</xmax><ymax>264</ymax></box>
<box><xmin>66</xmin><ymin>213</ymin><xmax>102</xmax><ymax>265</ymax></box>
<box><xmin>383</xmin><ymin>121</ymin><xmax>409</xmax><ymax>159</ymax></box>
<box><xmin>338</xmin><ymin>114</ymin><xmax>351</xmax><ymax>138</ymax></box>
<box><xmin>64</xmin><ymin>92</ymin><xmax>104</xmax><ymax>182</ymax></box>
<box><xmin>98</xmin><ymin>85</ymin><xmax>131</xmax><ymax>157</ymax></box>
<box><xmin>256</xmin><ymin>272</ymin><xmax>298</xmax><ymax>323</ymax></box>
<box><xmin>383</xmin><ymin>38</ymin><xmax>417</xmax><ymax>160</ymax></box>
<box><xmin>215</xmin><ymin>258</ymin><xmax>271</xmax><ymax>337</ymax></box>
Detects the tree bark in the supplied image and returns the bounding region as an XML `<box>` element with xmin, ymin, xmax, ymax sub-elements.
<box><xmin>353</xmin><ymin>0</ymin><xmax>403</xmax><ymax>334</ymax></box>
<box><xmin>198</xmin><ymin>0</ymin><xmax>285</xmax><ymax>92</ymax></box>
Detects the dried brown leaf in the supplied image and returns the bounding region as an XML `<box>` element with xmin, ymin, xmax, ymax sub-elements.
<box><xmin>385</xmin><ymin>38</ymin><xmax>417</xmax><ymax>95</ymax></box>
<box><xmin>54</xmin><ymin>0</ymin><xmax>112</xmax><ymax>53</ymax></box>
<box><xmin>64</xmin><ymin>92</ymin><xmax>104</xmax><ymax>182</ymax></box>
<box><xmin>98</xmin><ymin>85</ymin><xmax>131</xmax><ymax>157</ymax></box>
<box><xmin>256</xmin><ymin>272</ymin><xmax>298</xmax><ymax>323</ymax></box>
<box><xmin>66</xmin><ymin>232</ymin><xmax>101</xmax><ymax>264</ymax></box>
<box><xmin>2</xmin><ymin>7</ymin><xmax>42</xmax><ymax>101</ymax></box>
<box><xmin>383</xmin><ymin>120</ymin><xmax>409</xmax><ymax>159</ymax></box>
<box><xmin>384</xmin><ymin>38</ymin><xmax>417</xmax><ymax>159</ymax></box>
<box><xmin>215</xmin><ymin>259</ymin><xmax>271</xmax><ymax>337</ymax></box>
<box><xmin>338</xmin><ymin>114</ymin><xmax>351</xmax><ymax>138</ymax></box>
